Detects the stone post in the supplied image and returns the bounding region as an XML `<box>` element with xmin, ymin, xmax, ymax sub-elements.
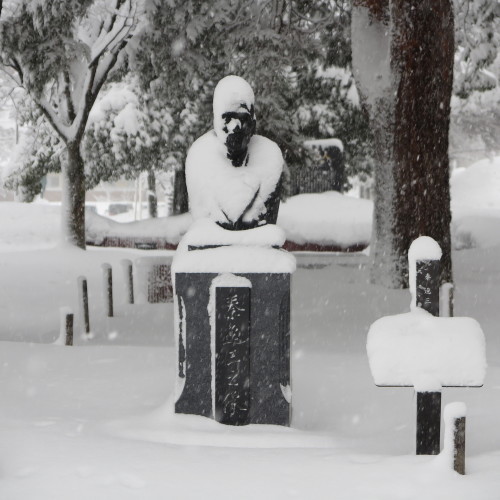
<box><xmin>77</xmin><ymin>276</ymin><xmax>90</xmax><ymax>335</ymax></box>
<box><xmin>415</xmin><ymin>252</ymin><xmax>441</xmax><ymax>455</ymax></box>
<box><xmin>102</xmin><ymin>263</ymin><xmax>113</xmax><ymax>317</ymax></box>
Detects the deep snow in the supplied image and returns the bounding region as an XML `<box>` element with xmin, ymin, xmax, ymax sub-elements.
<box><xmin>0</xmin><ymin>206</ymin><xmax>499</xmax><ymax>498</ymax></box>
<box><xmin>1</xmin><ymin>156</ymin><xmax>500</xmax><ymax>499</ymax></box>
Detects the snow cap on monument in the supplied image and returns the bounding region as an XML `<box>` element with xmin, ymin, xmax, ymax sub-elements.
<box><xmin>213</xmin><ymin>75</ymin><xmax>255</xmax><ymax>142</ymax></box>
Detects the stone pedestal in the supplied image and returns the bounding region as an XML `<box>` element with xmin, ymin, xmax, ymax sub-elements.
<box><xmin>175</xmin><ymin>270</ymin><xmax>290</xmax><ymax>425</ymax></box>
<box><xmin>172</xmin><ymin>223</ymin><xmax>295</xmax><ymax>426</ymax></box>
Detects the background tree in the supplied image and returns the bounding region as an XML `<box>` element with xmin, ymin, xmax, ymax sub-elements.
<box><xmin>352</xmin><ymin>0</ymin><xmax>454</xmax><ymax>288</ymax></box>
<box><xmin>83</xmin><ymin>76</ymin><xmax>176</xmax><ymax>218</ymax></box>
<box><xmin>453</xmin><ymin>0</ymin><xmax>500</xmax><ymax>99</ymax></box>
<box><xmin>3</xmin><ymin>95</ymin><xmax>63</xmax><ymax>201</ymax></box>
<box><xmin>451</xmin><ymin>0</ymin><xmax>500</xmax><ymax>158</ymax></box>
<box><xmin>132</xmin><ymin>0</ymin><xmax>372</xmax><ymax>202</ymax></box>
<box><xmin>3</xmin><ymin>1</ymin><xmax>374</xmax><ymax>220</ymax></box>
<box><xmin>0</xmin><ymin>0</ymin><xmax>142</xmax><ymax>248</ymax></box>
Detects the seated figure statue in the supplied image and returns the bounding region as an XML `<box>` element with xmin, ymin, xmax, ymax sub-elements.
<box><xmin>185</xmin><ymin>75</ymin><xmax>283</xmax><ymax>231</ymax></box>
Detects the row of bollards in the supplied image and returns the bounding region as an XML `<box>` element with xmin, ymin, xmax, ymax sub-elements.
<box><xmin>60</xmin><ymin>259</ymin><xmax>135</xmax><ymax>346</ymax></box>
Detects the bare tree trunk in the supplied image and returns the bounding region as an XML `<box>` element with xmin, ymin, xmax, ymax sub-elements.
<box><xmin>61</xmin><ymin>143</ymin><xmax>86</xmax><ymax>249</ymax></box>
<box><xmin>352</xmin><ymin>0</ymin><xmax>401</xmax><ymax>287</ymax></box>
<box><xmin>351</xmin><ymin>0</ymin><xmax>454</xmax><ymax>288</ymax></box>
<box><xmin>147</xmin><ymin>169</ymin><xmax>158</xmax><ymax>218</ymax></box>
<box><xmin>391</xmin><ymin>0</ymin><xmax>454</xmax><ymax>286</ymax></box>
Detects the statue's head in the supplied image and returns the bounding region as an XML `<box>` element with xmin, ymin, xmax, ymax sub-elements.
<box><xmin>213</xmin><ymin>75</ymin><xmax>256</xmax><ymax>167</ymax></box>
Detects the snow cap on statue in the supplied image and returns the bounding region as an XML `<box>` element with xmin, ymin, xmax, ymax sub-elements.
<box><xmin>213</xmin><ymin>75</ymin><xmax>255</xmax><ymax>143</ymax></box>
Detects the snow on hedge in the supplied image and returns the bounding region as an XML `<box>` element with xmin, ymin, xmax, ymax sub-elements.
<box><xmin>87</xmin><ymin>192</ymin><xmax>372</xmax><ymax>250</ymax></box>
<box><xmin>451</xmin><ymin>157</ymin><xmax>500</xmax><ymax>213</ymax></box>
<box><xmin>451</xmin><ymin>156</ymin><xmax>500</xmax><ymax>249</ymax></box>
<box><xmin>86</xmin><ymin>210</ymin><xmax>192</xmax><ymax>245</ymax></box>
<box><xmin>367</xmin><ymin>308</ymin><xmax>486</xmax><ymax>391</ymax></box>
<box><xmin>277</xmin><ymin>191</ymin><xmax>372</xmax><ymax>247</ymax></box>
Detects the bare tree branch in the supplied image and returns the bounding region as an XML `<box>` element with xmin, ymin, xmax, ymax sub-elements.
<box><xmin>37</xmin><ymin>96</ymin><xmax>68</xmax><ymax>141</ymax></box>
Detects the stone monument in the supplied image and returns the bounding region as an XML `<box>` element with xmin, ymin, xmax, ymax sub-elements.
<box><xmin>172</xmin><ymin>75</ymin><xmax>295</xmax><ymax>426</ymax></box>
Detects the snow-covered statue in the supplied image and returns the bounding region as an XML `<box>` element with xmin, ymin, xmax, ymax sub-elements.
<box><xmin>173</xmin><ymin>75</ymin><xmax>294</xmax><ymax>428</ymax></box>
<box><xmin>186</xmin><ymin>75</ymin><xmax>283</xmax><ymax>230</ymax></box>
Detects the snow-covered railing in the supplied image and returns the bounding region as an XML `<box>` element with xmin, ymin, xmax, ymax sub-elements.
<box><xmin>367</xmin><ymin>236</ymin><xmax>486</xmax><ymax>458</ymax></box>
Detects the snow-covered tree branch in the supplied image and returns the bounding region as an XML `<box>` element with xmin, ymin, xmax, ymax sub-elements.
<box><xmin>0</xmin><ymin>0</ymin><xmax>143</xmax><ymax>248</ymax></box>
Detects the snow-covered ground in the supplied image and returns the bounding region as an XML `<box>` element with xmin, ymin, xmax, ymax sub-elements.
<box><xmin>0</xmin><ymin>157</ymin><xmax>499</xmax><ymax>499</ymax></box>
<box><xmin>0</xmin><ymin>240</ymin><xmax>499</xmax><ymax>499</ymax></box>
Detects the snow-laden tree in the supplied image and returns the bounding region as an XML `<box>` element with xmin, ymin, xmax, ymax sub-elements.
<box><xmin>132</xmin><ymin>0</ymin><xmax>364</xmax><ymax>195</ymax></box>
<box><xmin>453</xmin><ymin>0</ymin><xmax>500</xmax><ymax>99</ymax></box>
<box><xmin>84</xmin><ymin>76</ymin><xmax>176</xmax><ymax>217</ymax></box>
<box><xmin>296</xmin><ymin>66</ymin><xmax>373</xmax><ymax>192</ymax></box>
<box><xmin>352</xmin><ymin>0</ymin><xmax>454</xmax><ymax>288</ymax></box>
<box><xmin>451</xmin><ymin>0</ymin><xmax>500</xmax><ymax>157</ymax></box>
<box><xmin>0</xmin><ymin>0</ymin><xmax>143</xmax><ymax>248</ymax></box>
<box><xmin>3</xmin><ymin>96</ymin><xmax>64</xmax><ymax>202</ymax></box>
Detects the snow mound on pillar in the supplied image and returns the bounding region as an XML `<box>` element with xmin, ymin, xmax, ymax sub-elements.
<box><xmin>366</xmin><ymin>308</ymin><xmax>486</xmax><ymax>390</ymax></box>
<box><xmin>408</xmin><ymin>236</ymin><xmax>442</xmax><ymax>311</ymax></box>
<box><xmin>213</xmin><ymin>75</ymin><xmax>255</xmax><ymax>141</ymax></box>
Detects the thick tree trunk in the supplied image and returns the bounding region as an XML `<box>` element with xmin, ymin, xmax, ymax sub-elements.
<box><xmin>391</xmin><ymin>0</ymin><xmax>454</xmax><ymax>286</ymax></box>
<box><xmin>61</xmin><ymin>142</ymin><xmax>86</xmax><ymax>249</ymax></box>
<box><xmin>147</xmin><ymin>169</ymin><xmax>158</xmax><ymax>218</ymax></box>
<box><xmin>352</xmin><ymin>0</ymin><xmax>401</xmax><ymax>287</ymax></box>
<box><xmin>351</xmin><ymin>0</ymin><xmax>454</xmax><ymax>288</ymax></box>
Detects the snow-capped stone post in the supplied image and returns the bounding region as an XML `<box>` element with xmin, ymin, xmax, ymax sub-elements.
<box><xmin>409</xmin><ymin>236</ymin><xmax>442</xmax><ymax>455</ymax></box>
<box><xmin>121</xmin><ymin>259</ymin><xmax>134</xmax><ymax>305</ymax></box>
<box><xmin>77</xmin><ymin>276</ymin><xmax>90</xmax><ymax>335</ymax></box>
<box><xmin>173</xmin><ymin>75</ymin><xmax>294</xmax><ymax>426</ymax></box>
<box><xmin>102</xmin><ymin>263</ymin><xmax>113</xmax><ymax>317</ymax></box>
<box><xmin>443</xmin><ymin>402</ymin><xmax>466</xmax><ymax>475</ymax></box>
<box><xmin>367</xmin><ymin>236</ymin><xmax>486</xmax><ymax>457</ymax></box>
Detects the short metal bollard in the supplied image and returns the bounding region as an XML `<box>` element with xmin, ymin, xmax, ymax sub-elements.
<box><xmin>65</xmin><ymin>313</ymin><xmax>74</xmax><ymax>346</ymax></box>
<box><xmin>121</xmin><ymin>259</ymin><xmax>134</xmax><ymax>305</ymax></box>
<box><xmin>102</xmin><ymin>263</ymin><xmax>113</xmax><ymax>317</ymax></box>
<box><xmin>77</xmin><ymin>276</ymin><xmax>90</xmax><ymax>335</ymax></box>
